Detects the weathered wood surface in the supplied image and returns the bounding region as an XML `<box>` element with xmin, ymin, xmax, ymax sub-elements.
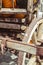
<box><xmin>0</xmin><ymin>22</ymin><xmax>20</xmax><ymax>29</ymax></box>
<box><xmin>0</xmin><ymin>8</ymin><xmax>27</xmax><ymax>14</ymax></box>
<box><xmin>0</xmin><ymin>37</ymin><xmax>36</xmax><ymax>55</ymax></box>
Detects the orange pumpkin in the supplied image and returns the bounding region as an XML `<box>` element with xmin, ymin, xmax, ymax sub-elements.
<box><xmin>2</xmin><ymin>0</ymin><xmax>16</xmax><ymax>17</ymax></box>
<box><xmin>2</xmin><ymin>0</ymin><xmax>25</xmax><ymax>18</ymax></box>
<box><xmin>2</xmin><ymin>0</ymin><xmax>12</xmax><ymax>8</ymax></box>
<box><xmin>2</xmin><ymin>0</ymin><xmax>16</xmax><ymax>8</ymax></box>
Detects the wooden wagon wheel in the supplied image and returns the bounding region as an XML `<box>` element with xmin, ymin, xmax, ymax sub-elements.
<box><xmin>26</xmin><ymin>17</ymin><xmax>43</xmax><ymax>65</ymax></box>
<box><xmin>13</xmin><ymin>17</ymin><xmax>43</xmax><ymax>65</ymax></box>
<box><xmin>0</xmin><ymin>7</ymin><xmax>43</xmax><ymax>65</ymax></box>
<box><xmin>0</xmin><ymin>0</ymin><xmax>43</xmax><ymax>65</ymax></box>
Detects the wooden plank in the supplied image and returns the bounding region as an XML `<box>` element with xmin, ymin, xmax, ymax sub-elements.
<box><xmin>27</xmin><ymin>0</ymin><xmax>33</xmax><ymax>21</ymax></box>
<box><xmin>0</xmin><ymin>0</ymin><xmax>2</xmax><ymax>8</ymax></box>
<box><xmin>7</xmin><ymin>40</ymin><xmax>36</xmax><ymax>55</ymax></box>
<box><xmin>17</xmin><ymin>52</ymin><xmax>26</xmax><ymax>65</ymax></box>
<box><xmin>0</xmin><ymin>18</ymin><xmax>26</xmax><ymax>25</ymax></box>
<box><xmin>0</xmin><ymin>37</ymin><xmax>36</xmax><ymax>65</ymax></box>
<box><xmin>0</xmin><ymin>37</ymin><xmax>36</xmax><ymax>54</ymax></box>
<box><xmin>0</xmin><ymin>22</ymin><xmax>20</xmax><ymax>29</ymax></box>
<box><xmin>0</xmin><ymin>8</ymin><xmax>27</xmax><ymax>14</ymax></box>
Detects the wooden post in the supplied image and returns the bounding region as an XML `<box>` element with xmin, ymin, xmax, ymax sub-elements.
<box><xmin>27</xmin><ymin>0</ymin><xmax>33</xmax><ymax>21</ymax></box>
<box><xmin>0</xmin><ymin>0</ymin><xmax>2</xmax><ymax>9</ymax></box>
<box><xmin>18</xmin><ymin>52</ymin><xmax>26</xmax><ymax>65</ymax></box>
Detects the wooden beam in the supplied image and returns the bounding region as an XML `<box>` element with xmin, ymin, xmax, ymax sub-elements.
<box><xmin>27</xmin><ymin>0</ymin><xmax>33</xmax><ymax>21</ymax></box>
<box><xmin>0</xmin><ymin>37</ymin><xmax>36</xmax><ymax>65</ymax></box>
<box><xmin>0</xmin><ymin>8</ymin><xmax>27</xmax><ymax>14</ymax></box>
<box><xmin>0</xmin><ymin>37</ymin><xmax>36</xmax><ymax>55</ymax></box>
<box><xmin>0</xmin><ymin>22</ymin><xmax>20</xmax><ymax>29</ymax></box>
<box><xmin>0</xmin><ymin>0</ymin><xmax>2</xmax><ymax>8</ymax></box>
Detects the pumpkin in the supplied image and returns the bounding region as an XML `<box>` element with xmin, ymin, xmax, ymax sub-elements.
<box><xmin>2</xmin><ymin>0</ymin><xmax>16</xmax><ymax>8</ymax></box>
<box><xmin>2</xmin><ymin>0</ymin><xmax>16</xmax><ymax>17</ymax></box>
<box><xmin>2</xmin><ymin>0</ymin><xmax>26</xmax><ymax>18</ymax></box>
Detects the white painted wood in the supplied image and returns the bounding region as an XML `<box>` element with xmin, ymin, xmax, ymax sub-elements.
<box><xmin>0</xmin><ymin>8</ymin><xmax>26</xmax><ymax>14</ymax></box>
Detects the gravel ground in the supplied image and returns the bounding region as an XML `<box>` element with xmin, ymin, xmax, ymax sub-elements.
<box><xmin>0</xmin><ymin>51</ymin><xmax>18</xmax><ymax>65</ymax></box>
<box><xmin>0</xmin><ymin>51</ymin><xmax>29</xmax><ymax>65</ymax></box>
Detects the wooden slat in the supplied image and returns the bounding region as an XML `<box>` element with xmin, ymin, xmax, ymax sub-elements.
<box><xmin>0</xmin><ymin>8</ymin><xmax>27</xmax><ymax>14</ymax></box>
<box><xmin>0</xmin><ymin>18</ymin><xmax>26</xmax><ymax>25</ymax></box>
<box><xmin>0</xmin><ymin>37</ymin><xmax>36</xmax><ymax>55</ymax></box>
<box><xmin>23</xmin><ymin>17</ymin><xmax>42</xmax><ymax>43</ymax></box>
<box><xmin>0</xmin><ymin>22</ymin><xmax>20</xmax><ymax>29</ymax></box>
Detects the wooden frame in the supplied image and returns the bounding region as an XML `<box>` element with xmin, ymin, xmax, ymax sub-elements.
<box><xmin>0</xmin><ymin>17</ymin><xmax>43</xmax><ymax>65</ymax></box>
<box><xmin>0</xmin><ymin>0</ymin><xmax>43</xmax><ymax>65</ymax></box>
<box><xmin>0</xmin><ymin>8</ymin><xmax>27</xmax><ymax>14</ymax></box>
